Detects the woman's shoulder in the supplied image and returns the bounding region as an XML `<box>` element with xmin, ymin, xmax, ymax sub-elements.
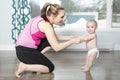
<box><xmin>39</xmin><ymin>20</ymin><xmax>51</xmax><ymax>27</ymax></box>
<box><xmin>38</xmin><ymin>21</ymin><xmax>53</xmax><ymax>33</ymax></box>
<box><xmin>33</xmin><ymin>16</ymin><xmax>44</xmax><ymax>21</ymax></box>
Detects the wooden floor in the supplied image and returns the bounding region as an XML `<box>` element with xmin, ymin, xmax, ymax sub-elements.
<box><xmin>0</xmin><ymin>50</ymin><xmax>120</xmax><ymax>80</ymax></box>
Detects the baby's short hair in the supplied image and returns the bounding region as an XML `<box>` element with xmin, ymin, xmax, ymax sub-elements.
<box><xmin>87</xmin><ymin>19</ymin><xmax>98</xmax><ymax>28</ymax></box>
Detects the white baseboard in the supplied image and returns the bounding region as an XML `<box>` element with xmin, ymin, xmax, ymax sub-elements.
<box><xmin>0</xmin><ymin>44</ymin><xmax>120</xmax><ymax>51</ymax></box>
<box><xmin>114</xmin><ymin>44</ymin><xmax>120</xmax><ymax>51</ymax></box>
<box><xmin>0</xmin><ymin>45</ymin><xmax>15</xmax><ymax>51</ymax></box>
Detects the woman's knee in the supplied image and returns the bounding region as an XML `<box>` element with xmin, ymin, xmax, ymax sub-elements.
<box><xmin>48</xmin><ymin>64</ymin><xmax>55</xmax><ymax>72</ymax></box>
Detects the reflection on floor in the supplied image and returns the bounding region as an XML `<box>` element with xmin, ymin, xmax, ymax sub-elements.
<box><xmin>0</xmin><ymin>50</ymin><xmax>120</xmax><ymax>80</ymax></box>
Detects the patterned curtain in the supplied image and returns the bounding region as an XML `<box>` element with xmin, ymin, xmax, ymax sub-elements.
<box><xmin>12</xmin><ymin>0</ymin><xmax>31</xmax><ymax>43</ymax></box>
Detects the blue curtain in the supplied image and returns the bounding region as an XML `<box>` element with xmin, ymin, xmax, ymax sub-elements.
<box><xmin>12</xmin><ymin>0</ymin><xmax>31</xmax><ymax>43</ymax></box>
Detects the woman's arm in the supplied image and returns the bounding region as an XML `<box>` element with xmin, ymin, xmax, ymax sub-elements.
<box><xmin>56</xmin><ymin>35</ymin><xmax>77</xmax><ymax>41</ymax></box>
<box><xmin>39</xmin><ymin>22</ymin><xmax>80</xmax><ymax>52</ymax></box>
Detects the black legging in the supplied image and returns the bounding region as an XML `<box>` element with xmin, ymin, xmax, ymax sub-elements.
<box><xmin>15</xmin><ymin>38</ymin><xmax>54</xmax><ymax>72</ymax></box>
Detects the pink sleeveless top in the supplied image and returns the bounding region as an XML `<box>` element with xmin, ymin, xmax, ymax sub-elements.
<box><xmin>16</xmin><ymin>16</ymin><xmax>46</xmax><ymax>49</ymax></box>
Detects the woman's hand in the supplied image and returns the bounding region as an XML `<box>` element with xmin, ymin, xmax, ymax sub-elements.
<box><xmin>70</xmin><ymin>37</ymin><xmax>81</xmax><ymax>44</ymax></box>
<box><xmin>77</xmin><ymin>37</ymin><xmax>85</xmax><ymax>43</ymax></box>
<box><xmin>70</xmin><ymin>36</ymin><xmax>77</xmax><ymax>39</ymax></box>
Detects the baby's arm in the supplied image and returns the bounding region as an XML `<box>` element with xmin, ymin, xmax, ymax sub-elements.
<box><xmin>84</xmin><ymin>33</ymin><xmax>96</xmax><ymax>41</ymax></box>
<box><xmin>78</xmin><ymin>33</ymin><xmax>96</xmax><ymax>42</ymax></box>
<box><xmin>77</xmin><ymin>34</ymin><xmax>88</xmax><ymax>43</ymax></box>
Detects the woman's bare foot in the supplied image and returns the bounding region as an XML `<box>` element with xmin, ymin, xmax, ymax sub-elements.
<box><xmin>15</xmin><ymin>71</ymin><xmax>21</xmax><ymax>78</ymax></box>
<box><xmin>15</xmin><ymin>62</ymin><xmax>26</xmax><ymax>78</ymax></box>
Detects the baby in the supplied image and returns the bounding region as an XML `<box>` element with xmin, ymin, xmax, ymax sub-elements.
<box><xmin>78</xmin><ymin>20</ymin><xmax>99</xmax><ymax>72</ymax></box>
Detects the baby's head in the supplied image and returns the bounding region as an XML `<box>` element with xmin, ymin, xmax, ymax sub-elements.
<box><xmin>86</xmin><ymin>20</ymin><xmax>97</xmax><ymax>34</ymax></box>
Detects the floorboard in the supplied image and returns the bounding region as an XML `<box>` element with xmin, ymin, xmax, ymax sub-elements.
<box><xmin>0</xmin><ymin>50</ymin><xmax>120</xmax><ymax>80</ymax></box>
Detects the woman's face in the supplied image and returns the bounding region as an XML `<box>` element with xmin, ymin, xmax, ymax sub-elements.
<box><xmin>53</xmin><ymin>10</ymin><xmax>65</xmax><ymax>25</ymax></box>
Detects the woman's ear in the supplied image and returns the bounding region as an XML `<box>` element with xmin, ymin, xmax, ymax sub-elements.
<box><xmin>50</xmin><ymin>14</ymin><xmax>56</xmax><ymax>21</ymax></box>
<box><xmin>51</xmin><ymin>14</ymin><xmax>55</xmax><ymax>18</ymax></box>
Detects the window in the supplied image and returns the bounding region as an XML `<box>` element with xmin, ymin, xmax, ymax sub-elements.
<box><xmin>30</xmin><ymin>0</ymin><xmax>120</xmax><ymax>29</ymax></box>
<box><xmin>61</xmin><ymin>0</ymin><xmax>106</xmax><ymax>29</ymax></box>
<box><xmin>112</xmin><ymin>0</ymin><xmax>120</xmax><ymax>28</ymax></box>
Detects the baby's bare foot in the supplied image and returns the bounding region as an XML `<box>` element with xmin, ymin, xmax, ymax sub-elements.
<box><xmin>81</xmin><ymin>66</ymin><xmax>85</xmax><ymax>69</ymax></box>
<box><xmin>82</xmin><ymin>67</ymin><xmax>90</xmax><ymax>72</ymax></box>
<box><xmin>81</xmin><ymin>65</ymin><xmax>87</xmax><ymax>70</ymax></box>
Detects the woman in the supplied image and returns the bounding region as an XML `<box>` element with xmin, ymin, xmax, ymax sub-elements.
<box><xmin>15</xmin><ymin>2</ymin><xmax>81</xmax><ymax>78</ymax></box>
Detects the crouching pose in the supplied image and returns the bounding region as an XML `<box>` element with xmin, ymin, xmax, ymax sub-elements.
<box><xmin>15</xmin><ymin>2</ymin><xmax>81</xmax><ymax>78</ymax></box>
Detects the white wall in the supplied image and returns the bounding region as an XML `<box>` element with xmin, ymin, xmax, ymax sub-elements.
<box><xmin>55</xmin><ymin>28</ymin><xmax>120</xmax><ymax>51</ymax></box>
<box><xmin>0</xmin><ymin>0</ymin><xmax>120</xmax><ymax>51</ymax></box>
<box><xmin>0</xmin><ymin>0</ymin><xmax>15</xmax><ymax>50</ymax></box>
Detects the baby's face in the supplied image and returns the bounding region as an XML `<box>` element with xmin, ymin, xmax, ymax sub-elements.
<box><xmin>86</xmin><ymin>22</ymin><xmax>97</xmax><ymax>34</ymax></box>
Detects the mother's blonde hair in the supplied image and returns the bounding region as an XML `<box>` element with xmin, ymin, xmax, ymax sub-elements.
<box><xmin>41</xmin><ymin>2</ymin><xmax>64</xmax><ymax>21</ymax></box>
